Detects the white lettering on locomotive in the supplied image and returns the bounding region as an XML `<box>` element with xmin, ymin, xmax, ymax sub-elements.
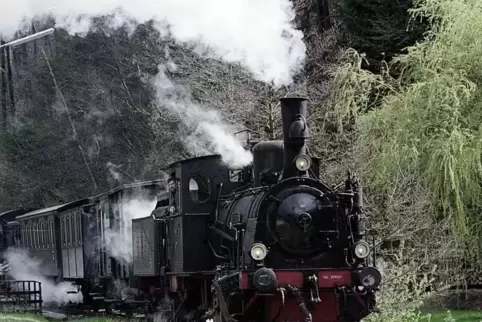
<box><xmin>321</xmin><ymin>274</ymin><xmax>343</xmax><ymax>279</ymax></box>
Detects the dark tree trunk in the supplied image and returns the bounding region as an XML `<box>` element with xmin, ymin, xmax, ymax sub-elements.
<box><xmin>6</xmin><ymin>47</ymin><xmax>15</xmax><ymax>116</ymax></box>
<box><xmin>0</xmin><ymin>42</ymin><xmax>7</xmax><ymax>130</ymax></box>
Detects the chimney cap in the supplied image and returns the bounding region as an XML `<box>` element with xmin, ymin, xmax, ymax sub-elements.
<box><xmin>279</xmin><ymin>96</ymin><xmax>307</xmax><ymax>102</ymax></box>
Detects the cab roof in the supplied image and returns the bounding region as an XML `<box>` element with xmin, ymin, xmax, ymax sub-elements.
<box><xmin>162</xmin><ymin>154</ymin><xmax>221</xmax><ymax>171</ymax></box>
<box><xmin>91</xmin><ymin>179</ymin><xmax>165</xmax><ymax>199</ymax></box>
<box><xmin>16</xmin><ymin>199</ymin><xmax>90</xmax><ymax>220</ymax></box>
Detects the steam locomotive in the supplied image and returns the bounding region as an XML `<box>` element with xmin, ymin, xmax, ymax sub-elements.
<box><xmin>0</xmin><ymin>96</ymin><xmax>381</xmax><ymax>321</ymax></box>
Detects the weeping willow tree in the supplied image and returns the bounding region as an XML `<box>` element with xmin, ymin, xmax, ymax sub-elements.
<box><xmin>331</xmin><ymin>0</ymin><xmax>482</xmax><ymax>261</ymax></box>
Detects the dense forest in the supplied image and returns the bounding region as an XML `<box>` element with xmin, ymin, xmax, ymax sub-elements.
<box><xmin>1</xmin><ymin>0</ymin><xmax>482</xmax><ymax>320</ymax></box>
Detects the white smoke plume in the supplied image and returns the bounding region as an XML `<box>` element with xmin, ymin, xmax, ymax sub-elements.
<box><xmin>104</xmin><ymin>194</ymin><xmax>158</xmax><ymax>263</ymax></box>
<box><xmin>1</xmin><ymin>1</ymin><xmax>306</xmax><ymax>168</ymax></box>
<box><xmin>0</xmin><ymin>261</ymin><xmax>9</xmax><ymax>275</ymax></box>
<box><xmin>4</xmin><ymin>248</ymin><xmax>82</xmax><ymax>305</ymax></box>
<box><xmin>0</xmin><ymin>0</ymin><xmax>306</xmax><ymax>87</ymax></box>
<box><xmin>106</xmin><ymin>161</ymin><xmax>122</xmax><ymax>181</ymax></box>
<box><xmin>153</xmin><ymin>62</ymin><xmax>253</xmax><ymax>168</ymax></box>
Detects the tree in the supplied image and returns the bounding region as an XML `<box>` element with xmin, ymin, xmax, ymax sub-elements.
<box><xmin>339</xmin><ymin>0</ymin><xmax>426</xmax><ymax>71</ymax></box>
<box><xmin>0</xmin><ymin>17</ymin><xmax>282</xmax><ymax>209</ymax></box>
<box><xmin>327</xmin><ymin>0</ymin><xmax>482</xmax><ymax>305</ymax></box>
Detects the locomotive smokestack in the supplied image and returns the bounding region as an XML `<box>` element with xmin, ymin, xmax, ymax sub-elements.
<box><xmin>280</xmin><ymin>97</ymin><xmax>310</xmax><ymax>179</ymax></box>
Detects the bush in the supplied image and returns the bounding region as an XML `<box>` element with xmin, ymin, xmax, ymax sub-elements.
<box><xmin>325</xmin><ymin>0</ymin><xmax>482</xmax><ymax>314</ymax></box>
<box><xmin>330</xmin><ymin>0</ymin><xmax>482</xmax><ymax>259</ymax></box>
<box><xmin>358</xmin><ymin>0</ymin><xmax>482</xmax><ymax>251</ymax></box>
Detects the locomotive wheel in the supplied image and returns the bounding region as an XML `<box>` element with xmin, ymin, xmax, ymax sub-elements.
<box><xmin>207</xmin><ymin>312</ymin><xmax>223</xmax><ymax>322</ymax></box>
<box><xmin>204</xmin><ymin>293</ymin><xmax>226</xmax><ymax>322</ymax></box>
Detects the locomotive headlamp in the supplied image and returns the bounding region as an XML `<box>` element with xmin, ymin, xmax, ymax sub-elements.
<box><xmin>250</xmin><ymin>243</ymin><xmax>268</xmax><ymax>261</ymax></box>
<box><xmin>294</xmin><ymin>154</ymin><xmax>311</xmax><ymax>172</ymax></box>
<box><xmin>353</xmin><ymin>240</ymin><xmax>370</xmax><ymax>259</ymax></box>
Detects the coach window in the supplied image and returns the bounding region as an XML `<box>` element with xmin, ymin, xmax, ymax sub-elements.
<box><xmin>25</xmin><ymin>223</ymin><xmax>29</xmax><ymax>247</ymax></box>
<box><xmin>188</xmin><ymin>172</ymin><xmax>212</xmax><ymax>204</ymax></box>
<box><xmin>42</xmin><ymin>221</ymin><xmax>46</xmax><ymax>248</ymax></box>
<box><xmin>39</xmin><ymin>221</ymin><xmax>44</xmax><ymax>248</ymax></box>
<box><xmin>49</xmin><ymin>220</ymin><xmax>54</xmax><ymax>248</ymax></box>
<box><xmin>76</xmin><ymin>213</ymin><xmax>81</xmax><ymax>245</ymax></box>
<box><xmin>15</xmin><ymin>227</ymin><xmax>21</xmax><ymax>246</ymax></box>
<box><xmin>103</xmin><ymin>203</ymin><xmax>110</xmax><ymax>229</ymax></box>
<box><xmin>67</xmin><ymin>215</ymin><xmax>72</xmax><ymax>246</ymax></box>
<box><xmin>37</xmin><ymin>222</ymin><xmax>41</xmax><ymax>248</ymax></box>
<box><xmin>43</xmin><ymin>221</ymin><xmax>47</xmax><ymax>248</ymax></box>
<box><xmin>31</xmin><ymin>222</ymin><xmax>34</xmax><ymax>248</ymax></box>
<box><xmin>31</xmin><ymin>222</ymin><xmax>35</xmax><ymax>248</ymax></box>
<box><xmin>42</xmin><ymin>221</ymin><xmax>47</xmax><ymax>248</ymax></box>
<box><xmin>36</xmin><ymin>222</ymin><xmax>40</xmax><ymax>248</ymax></box>
<box><xmin>36</xmin><ymin>221</ymin><xmax>40</xmax><ymax>248</ymax></box>
<box><xmin>28</xmin><ymin>223</ymin><xmax>32</xmax><ymax>248</ymax></box>
<box><xmin>229</xmin><ymin>169</ymin><xmax>243</xmax><ymax>183</ymax></box>
<box><xmin>75</xmin><ymin>214</ymin><xmax>80</xmax><ymax>245</ymax></box>
<box><xmin>22</xmin><ymin>224</ymin><xmax>26</xmax><ymax>247</ymax></box>
<box><xmin>60</xmin><ymin>217</ymin><xmax>63</xmax><ymax>246</ymax></box>
<box><xmin>73</xmin><ymin>214</ymin><xmax>77</xmax><ymax>245</ymax></box>
<box><xmin>30</xmin><ymin>222</ymin><xmax>34</xmax><ymax>248</ymax></box>
<box><xmin>70</xmin><ymin>215</ymin><xmax>74</xmax><ymax>246</ymax></box>
<box><xmin>32</xmin><ymin>222</ymin><xmax>35</xmax><ymax>248</ymax></box>
<box><xmin>28</xmin><ymin>222</ymin><xmax>32</xmax><ymax>248</ymax></box>
<box><xmin>29</xmin><ymin>222</ymin><xmax>33</xmax><ymax>248</ymax></box>
<box><xmin>63</xmin><ymin>217</ymin><xmax>67</xmax><ymax>247</ymax></box>
<box><xmin>32</xmin><ymin>222</ymin><xmax>36</xmax><ymax>248</ymax></box>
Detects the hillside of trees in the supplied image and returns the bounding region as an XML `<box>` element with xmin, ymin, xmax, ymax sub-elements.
<box><xmin>0</xmin><ymin>20</ymin><xmax>274</xmax><ymax>207</ymax></box>
<box><xmin>1</xmin><ymin>0</ymin><xmax>482</xmax><ymax>319</ymax></box>
<box><xmin>0</xmin><ymin>0</ymin><xmax>422</xmax><ymax>208</ymax></box>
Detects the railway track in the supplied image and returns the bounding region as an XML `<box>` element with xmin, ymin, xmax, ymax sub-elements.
<box><xmin>43</xmin><ymin>305</ymin><xmax>155</xmax><ymax>321</ymax></box>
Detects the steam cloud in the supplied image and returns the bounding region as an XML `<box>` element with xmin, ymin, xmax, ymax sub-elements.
<box><xmin>104</xmin><ymin>195</ymin><xmax>158</xmax><ymax>263</ymax></box>
<box><xmin>1</xmin><ymin>0</ymin><xmax>306</xmax><ymax>168</ymax></box>
<box><xmin>153</xmin><ymin>61</ymin><xmax>254</xmax><ymax>168</ymax></box>
<box><xmin>0</xmin><ymin>0</ymin><xmax>306</xmax><ymax>87</ymax></box>
<box><xmin>4</xmin><ymin>248</ymin><xmax>82</xmax><ymax>305</ymax></box>
<box><xmin>106</xmin><ymin>161</ymin><xmax>123</xmax><ymax>183</ymax></box>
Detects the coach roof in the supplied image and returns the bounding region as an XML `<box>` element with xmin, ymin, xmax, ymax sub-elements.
<box><xmin>16</xmin><ymin>198</ymin><xmax>90</xmax><ymax>220</ymax></box>
<box><xmin>15</xmin><ymin>180</ymin><xmax>166</xmax><ymax>220</ymax></box>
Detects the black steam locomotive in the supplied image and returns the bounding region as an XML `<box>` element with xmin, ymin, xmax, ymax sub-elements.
<box><xmin>0</xmin><ymin>96</ymin><xmax>381</xmax><ymax>322</ymax></box>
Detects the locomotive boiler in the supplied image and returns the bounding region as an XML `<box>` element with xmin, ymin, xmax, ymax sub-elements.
<box><xmin>202</xmin><ymin>97</ymin><xmax>381</xmax><ymax>322</ymax></box>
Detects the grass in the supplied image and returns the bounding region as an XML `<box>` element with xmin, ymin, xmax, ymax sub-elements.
<box><xmin>0</xmin><ymin>313</ymin><xmax>131</xmax><ymax>322</ymax></box>
<box><xmin>54</xmin><ymin>318</ymin><xmax>132</xmax><ymax>322</ymax></box>
<box><xmin>3</xmin><ymin>310</ymin><xmax>482</xmax><ymax>322</ymax></box>
<box><xmin>427</xmin><ymin>310</ymin><xmax>482</xmax><ymax>322</ymax></box>
<box><xmin>0</xmin><ymin>313</ymin><xmax>48</xmax><ymax>322</ymax></box>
